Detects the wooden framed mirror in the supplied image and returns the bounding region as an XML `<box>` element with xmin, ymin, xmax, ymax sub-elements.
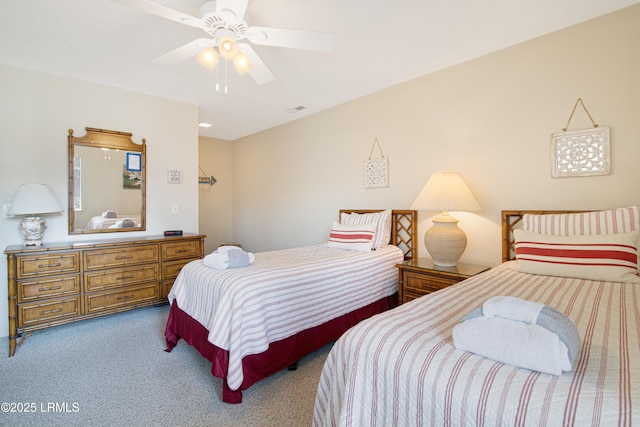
<box><xmin>68</xmin><ymin>127</ymin><xmax>146</xmax><ymax>234</ymax></box>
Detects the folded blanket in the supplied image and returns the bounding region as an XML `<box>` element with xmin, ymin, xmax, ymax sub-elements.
<box><xmin>203</xmin><ymin>246</ymin><xmax>255</xmax><ymax>270</ymax></box>
<box><xmin>452</xmin><ymin>296</ymin><xmax>581</xmax><ymax>376</ymax></box>
<box><xmin>482</xmin><ymin>295</ymin><xmax>544</xmax><ymax>324</ymax></box>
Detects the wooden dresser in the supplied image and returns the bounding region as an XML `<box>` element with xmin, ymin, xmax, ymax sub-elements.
<box><xmin>5</xmin><ymin>233</ymin><xmax>205</xmax><ymax>356</ymax></box>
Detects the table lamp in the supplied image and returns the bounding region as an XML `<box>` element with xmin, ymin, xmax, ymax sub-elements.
<box><xmin>7</xmin><ymin>183</ymin><xmax>63</xmax><ymax>246</ymax></box>
<box><xmin>410</xmin><ymin>172</ymin><xmax>481</xmax><ymax>267</ymax></box>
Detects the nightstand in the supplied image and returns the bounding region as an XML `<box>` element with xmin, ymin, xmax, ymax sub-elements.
<box><xmin>397</xmin><ymin>258</ymin><xmax>490</xmax><ymax>304</ymax></box>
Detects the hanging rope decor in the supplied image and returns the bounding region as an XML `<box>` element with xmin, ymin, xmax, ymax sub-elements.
<box><xmin>198</xmin><ymin>166</ymin><xmax>217</xmax><ymax>185</ymax></box>
<box><xmin>562</xmin><ymin>97</ymin><xmax>598</xmax><ymax>131</ymax></box>
<box><xmin>550</xmin><ymin>98</ymin><xmax>610</xmax><ymax>178</ymax></box>
<box><xmin>363</xmin><ymin>137</ymin><xmax>389</xmax><ymax>188</ymax></box>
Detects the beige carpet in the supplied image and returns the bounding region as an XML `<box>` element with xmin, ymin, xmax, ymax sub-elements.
<box><xmin>0</xmin><ymin>305</ymin><xmax>332</xmax><ymax>427</ymax></box>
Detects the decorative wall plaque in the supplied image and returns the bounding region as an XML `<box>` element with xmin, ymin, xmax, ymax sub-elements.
<box><xmin>363</xmin><ymin>138</ymin><xmax>389</xmax><ymax>188</ymax></box>
<box><xmin>550</xmin><ymin>98</ymin><xmax>610</xmax><ymax>178</ymax></box>
<box><xmin>550</xmin><ymin>127</ymin><xmax>610</xmax><ymax>177</ymax></box>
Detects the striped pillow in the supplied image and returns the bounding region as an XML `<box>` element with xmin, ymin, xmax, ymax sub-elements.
<box><xmin>340</xmin><ymin>209</ymin><xmax>392</xmax><ymax>249</ymax></box>
<box><xmin>513</xmin><ymin>229</ymin><xmax>640</xmax><ymax>283</ymax></box>
<box><xmin>327</xmin><ymin>221</ymin><xmax>376</xmax><ymax>252</ymax></box>
<box><xmin>522</xmin><ymin>206</ymin><xmax>640</xmax><ymax>236</ymax></box>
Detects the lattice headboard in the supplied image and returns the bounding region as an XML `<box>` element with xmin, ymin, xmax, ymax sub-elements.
<box><xmin>340</xmin><ymin>210</ymin><xmax>418</xmax><ymax>261</ymax></box>
<box><xmin>501</xmin><ymin>210</ymin><xmax>585</xmax><ymax>262</ymax></box>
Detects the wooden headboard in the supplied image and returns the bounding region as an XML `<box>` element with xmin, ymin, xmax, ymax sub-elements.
<box><xmin>501</xmin><ymin>210</ymin><xmax>586</xmax><ymax>262</ymax></box>
<box><xmin>340</xmin><ymin>210</ymin><xmax>418</xmax><ymax>261</ymax></box>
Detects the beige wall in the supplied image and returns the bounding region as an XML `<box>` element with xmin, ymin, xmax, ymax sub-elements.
<box><xmin>198</xmin><ymin>136</ymin><xmax>233</xmax><ymax>254</ymax></box>
<box><xmin>0</xmin><ymin>65</ymin><xmax>200</xmax><ymax>338</ymax></box>
<box><xmin>231</xmin><ymin>5</ymin><xmax>640</xmax><ymax>265</ymax></box>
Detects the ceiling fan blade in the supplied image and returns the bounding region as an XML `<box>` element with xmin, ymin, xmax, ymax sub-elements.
<box><xmin>153</xmin><ymin>38</ymin><xmax>212</xmax><ymax>65</ymax></box>
<box><xmin>215</xmin><ymin>0</ymin><xmax>249</xmax><ymax>22</ymax></box>
<box><xmin>246</xmin><ymin>26</ymin><xmax>335</xmax><ymax>52</ymax></box>
<box><xmin>110</xmin><ymin>0</ymin><xmax>204</xmax><ymax>29</ymax></box>
<box><xmin>237</xmin><ymin>43</ymin><xmax>275</xmax><ymax>85</ymax></box>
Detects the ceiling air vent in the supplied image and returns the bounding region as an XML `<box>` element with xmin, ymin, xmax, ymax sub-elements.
<box><xmin>286</xmin><ymin>106</ymin><xmax>306</xmax><ymax>114</ymax></box>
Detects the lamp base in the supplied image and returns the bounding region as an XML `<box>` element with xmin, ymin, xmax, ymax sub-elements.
<box><xmin>424</xmin><ymin>212</ymin><xmax>467</xmax><ymax>267</ymax></box>
<box><xmin>18</xmin><ymin>216</ymin><xmax>47</xmax><ymax>246</ymax></box>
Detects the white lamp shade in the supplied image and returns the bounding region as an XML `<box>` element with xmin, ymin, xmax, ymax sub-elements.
<box><xmin>196</xmin><ymin>47</ymin><xmax>219</xmax><ymax>71</ymax></box>
<box><xmin>7</xmin><ymin>184</ymin><xmax>63</xmax><ymax>216</ymax></box>
<box><xmin>410</xmin><ymin>171</ymin><xmax>481</xmax><ymax>213</ymax></box>
<box><xmin>232</xmin><ymin>51</ymin><xmax>252</xmax><ymax>74</ymax></box>
<box><xmin>218</xmin><ymin>36</ymin><xmax>238</xmax><ymax>60</ymax></box>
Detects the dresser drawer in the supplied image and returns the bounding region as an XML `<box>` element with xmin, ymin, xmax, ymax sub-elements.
<box><xmin>84</xmin><ymin>284</ymin><xmax>158</xmax><ymax>314</ymax></box>
<box><xmin>19</xmin><ymin>297</ymin><xmax>81</xmax><ymax>327</ymax></box>
<box><xmin>17</xmin><ymin>253</ymin><xmax>80</xmax><ymax>279</ymax></box>
<box><xmin>84</xmin><ymin>245</ymin><xmax>159</xmax><ymax>270</ymax></box>
<box><xmin>18</xmin><ymin>275</ymin><xmax>80</xmax><ymax>303</ymax></box>
<box><xmin>404</xmin><ymin>271</ymin><xmax>462</xmax><ymax>294</ymax></box>
<box><xmin>84</xmin><ymin>264</ymin><xmax>159</xmax><ymax>292</ymax></box>
<box><xmin>162</xmin><ymin>259</ymin><xmax>194</xmax><ymax>280</ymax></box>
<box><xmin>161</xmin><ymin>280</ymin><xmax>174</xmax><ymax>300</ymax></box>
<box><xmin>162</xmin><ymin>240</ymin><xmax>201</xmax><ymax>261</ymax></box>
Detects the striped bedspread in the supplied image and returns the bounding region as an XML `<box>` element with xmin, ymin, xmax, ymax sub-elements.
<box><xmin>168</xmin><ymin>244</ymin><xmax>403</xmax><ymax>391</ymax></box>
<box><xmin>313</xmin><ymin>262</ymin><xmax>640</xmax><ymax>426</ymax></box>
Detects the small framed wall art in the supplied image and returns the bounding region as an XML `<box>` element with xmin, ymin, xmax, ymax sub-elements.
<box><xmin>126</xmin><ymin>152</ymin><xmax>142</xmax><ymax>172</ymax></box>
<box><xmin>167</xmin><ymin>169</ymin><xmax>182</xmax><ymax>184</ymax></box>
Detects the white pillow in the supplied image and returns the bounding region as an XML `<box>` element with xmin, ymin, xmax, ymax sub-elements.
<box><xmin>522</xmin><ymin>206</ymin><xmax>640</xmax><ymax>236</ymax></box>
<box><xmin>511</xmin><ymin>229</ymin><xmax>640</xmax><ymax>283</ymax></box>
<box><xmin>340</xmin><ymin>209</ymin><xmax>392</xmax><ymax>249</ymax></box>
<box><xmin>327</xmin><ymin>221</ymin><xmax>376</xmax><ymax>252</ymax></box>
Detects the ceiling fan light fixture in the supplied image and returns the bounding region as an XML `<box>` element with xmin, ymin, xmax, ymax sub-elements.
<box><xmin>232</xmin><ymin>52</ymin><xmax>252</xmax><ymax>74</ymax></box>
<box><xmin>196</xmin><ymin>47</ymin><xmax>219</xmax><ymax>70</ymax></box>
<box><xmin>218</xmin><ymin>36</ymin><xmax>238</xmax><ymax>60</ymax></box>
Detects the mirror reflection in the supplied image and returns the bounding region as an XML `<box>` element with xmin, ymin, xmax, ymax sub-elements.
<box><xmin>68</xmin><ymin>128</ymin><xmax>146</xmax><ymax>235</ymax></box>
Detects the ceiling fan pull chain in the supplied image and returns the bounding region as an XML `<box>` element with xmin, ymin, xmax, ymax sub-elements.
<box><xmin>225</xmin><ymin>59</ymin><xmax>229</xmax><ymax>94</ymax></box>
<box><xmin>216</xmin><ymin>60</ymin><xmax>220</xmax><ymax>92</ymax></box>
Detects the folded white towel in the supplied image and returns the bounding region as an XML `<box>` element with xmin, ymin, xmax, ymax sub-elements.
<box><xmin>453</xmin><ymin>316</ymin><xmax>572</xmax><ymax>375</ymax></box>
<box><xmin>203</xmin><ymin>247</ymin><xmax>255</xmax><ymax>270</ymax></box>
<box><xmin>483</xmin><ymin>295</ymin><xmax>544</xmax><ymax>324</ymax></box>
<box><xmin>217</xmin><ymin>246</ymin><xmax>255</xmax><ymax>263</ymax></box>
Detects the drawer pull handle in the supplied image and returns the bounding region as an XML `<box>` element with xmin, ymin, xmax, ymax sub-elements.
<box><xmin>38</xmin><ymin>263</ymin><xmax>61</xmax><ymax>269</ymax></box>
<box><xmin>115</xmin><ymin>255</ymin><xmax>133</xmax><ymax>260</ymax></box>
<box><xmin>38</xmin><ymin>285</ymin><xmax>63</xmax><ymax>292</ymax></box>
<box><xmin>117</xmin><ymin>294</ymin><xmax>135</xmax><ymax>301</ymax></box>
<box><xmin>175</xmin><ymin>249</ymin><xmax>190</xmax><ymax>253</ymax></box>
<box><xmin>40</xmin><ymin>308</ymin><xmax>63</xmax><ymax>316</ymax></box>
<box><xmin>116</xmin><ymin>275</ymin><xmax>135</xmax><ymax>280</ymax></box>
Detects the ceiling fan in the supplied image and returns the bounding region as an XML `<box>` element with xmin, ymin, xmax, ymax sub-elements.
<box><xmin>111</xmin><ymin>0</ymin><xmax>336</xmax><ymax>86</ymax></box>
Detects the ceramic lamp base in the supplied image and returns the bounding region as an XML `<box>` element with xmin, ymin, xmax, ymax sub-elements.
<box><xmin>18</xmin><ymin>216</ymin><xmax>47</xmax><ymax>246</ymax></box>
<box><xmin>424</xmin><ymin>212</ymin><xmax>467</xmax><ymax>267</ymax></box>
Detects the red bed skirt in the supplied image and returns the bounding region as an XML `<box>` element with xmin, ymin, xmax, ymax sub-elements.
<box><xmin>164</xmin><ymin>294</ymin><xmax>397</xmax><ymax>403</ymax></box>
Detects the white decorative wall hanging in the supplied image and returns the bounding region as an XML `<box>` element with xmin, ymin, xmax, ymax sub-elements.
<box><xmin>167</xmin><ymin>169</ymin><xmax>183</xmax><ymax>184</ymax></box>
<box><xmin>550</xmin><ymin>98</ymin><xmax>610</xmax><ymax>178</ymax></box>
<box><xmin>363</xmin><ymin>138</ymin><xmax>389</xmax><ymax>188</ymax></box>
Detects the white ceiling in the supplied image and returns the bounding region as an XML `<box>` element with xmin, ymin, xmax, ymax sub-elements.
<box><xmin>1</xmin><ymin>0</ymin><xmax>638</xmax><ymax>141</ymax></box>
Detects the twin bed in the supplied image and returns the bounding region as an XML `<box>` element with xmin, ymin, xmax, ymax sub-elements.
<box><xmin>313</xmin><ymin>207</ymin><xmax>640</xmax><ymax>425</ymax></box>
<box><xmin>164</xmin><ymin>209</ymin><xmax>417</xmax><ymax>403</ymax></box>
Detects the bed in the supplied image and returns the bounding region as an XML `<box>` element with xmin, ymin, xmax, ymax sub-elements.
<box><xmin>85</xmin><ymin>213</ymin><xmax>141</xmax><ymax>229</ymax></box>
<box><xmin>313</xmin><ymin>207</ymin><xmax>640</xmax><ymax>426</ymax></box>
<box><xmin>164</xmin><ymin>209</ymin><xmax>417</xmax><ymax>404</ymax></box>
